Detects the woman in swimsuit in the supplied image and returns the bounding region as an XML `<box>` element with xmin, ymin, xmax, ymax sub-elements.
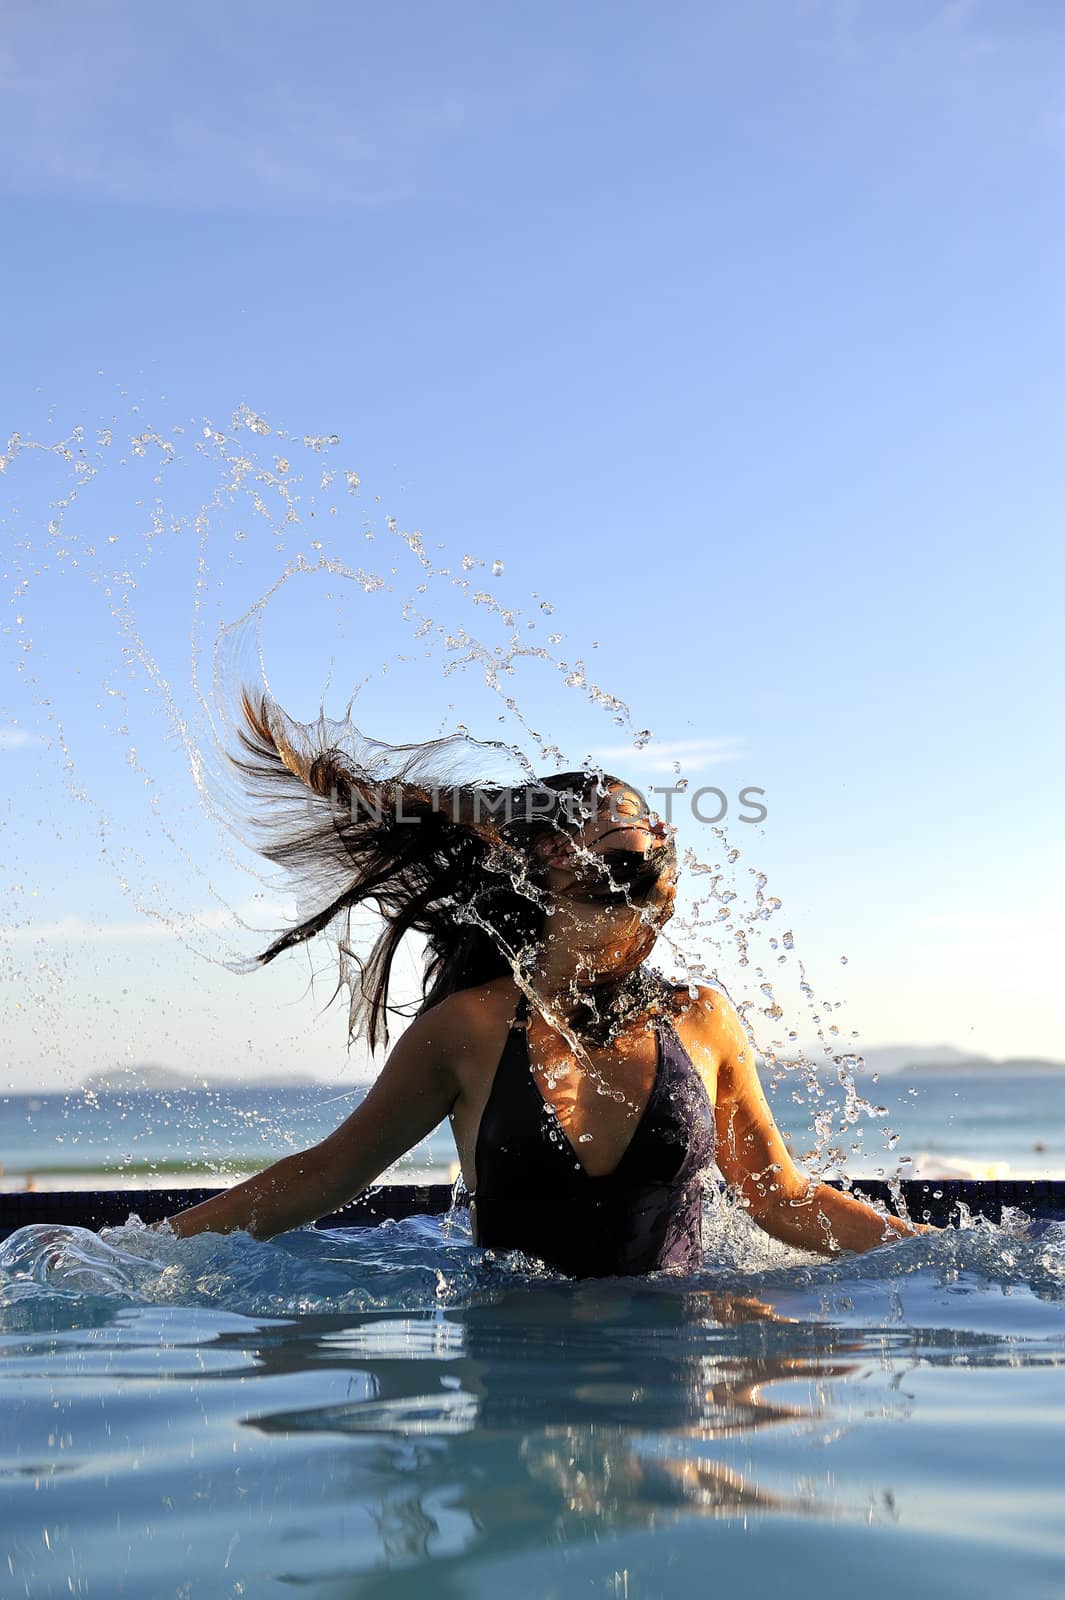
<box><xmin>163</xmin><ymin>690</ymin><xmax>933</xmax><ymax>1271</ymax></box>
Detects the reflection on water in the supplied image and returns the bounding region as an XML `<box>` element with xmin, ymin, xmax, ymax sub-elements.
<box><xmin>1</xmin><ymin>1214</ymin><xmax>1064</xmax><ymax>1595</ymax></box>
<box><xmin>244</xmin><ymin>1284</ymin><xmax>862</xmax><ymax>1552</ymax></box>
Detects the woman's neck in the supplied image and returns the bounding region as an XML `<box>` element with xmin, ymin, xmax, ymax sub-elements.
<box><xmin>523</xmin><ymin>943</ymin><xmax>646</xmax><ymax>1014</ymax></box>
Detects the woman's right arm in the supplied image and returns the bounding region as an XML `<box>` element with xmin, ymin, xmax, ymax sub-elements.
<box><xmin>161</xmin><ymin>1004</ymin><xmax>461</xmax><ymax>1240</ymax></box>
<box><xmin>697</xmin><ymin>988</ymin><xmax>939</xmax><ymax>1253</ymax></box>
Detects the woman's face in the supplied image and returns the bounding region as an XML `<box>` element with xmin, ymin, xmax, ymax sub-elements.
<box><xmin>536</xmin><ymin>784</ymin><xmax>678</xmax><ymax>976</ymax></box>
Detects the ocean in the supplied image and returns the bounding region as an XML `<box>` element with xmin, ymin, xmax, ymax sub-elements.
<box><xmin>3</xmin><ymin>1068</ymin><xmax>1063</xmax><ymax>1192</ymax></box>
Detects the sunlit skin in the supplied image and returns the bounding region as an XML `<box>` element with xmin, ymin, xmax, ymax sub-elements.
<box><xmin>163</xmin><ymin>782</ymin><xmax>936</xmax><ymax>1252</ymax></box>
<box><xmin>525</xmin><ymin>783</ymin><xmax>679</xmax><ymax>999</ymax></box>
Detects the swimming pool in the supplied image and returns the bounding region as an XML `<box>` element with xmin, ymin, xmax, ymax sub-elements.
<box><xmin>1</xmin><ymin>1199</ymin><xmax>1063</xmax><ymax>1599</ymax></box>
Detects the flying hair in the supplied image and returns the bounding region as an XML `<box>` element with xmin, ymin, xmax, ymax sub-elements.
<box><xmin>225</xmin><ymin>688</ymin><xmax>674</xmax><ymax>1055</ymax></box>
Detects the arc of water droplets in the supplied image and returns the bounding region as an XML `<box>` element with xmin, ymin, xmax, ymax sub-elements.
<box><xmin>1</xmin><ymin>402</ymin><xmax>904</xmax><ymax>1192</ymax></box>
<box><xmin>2</xmin><ymin>412</ymin><xmax>652</xmax><ymax>1112</ymax></box>
<box><xmin>187</xmin><ymin>418</ymin><xmax>689</xmax><ymax>1112</ymax></box>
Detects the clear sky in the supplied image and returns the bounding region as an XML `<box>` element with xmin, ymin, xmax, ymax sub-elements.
<box><xmin>2</xmin><ymin>1</ymin><xmax>1063</xmax><ymax>1090</ymax></box>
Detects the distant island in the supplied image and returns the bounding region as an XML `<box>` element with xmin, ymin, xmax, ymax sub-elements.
<box><xmin>79</xmin><ymin>1063</ymin><xmax>343</xmax><ymax>1092</ymax></box>
<box><xmin>75</xmin><ymin>1045</ymin><xmax>1065</xmax><ymax>1094</ymax></box>
<box><xmin>904</xmin><ymin>1056</ymin><xmax>1065</xmax><ymax>1074</ymax></box>
<box><xmin>793</xmin><ymin>1044</ymin><xmax>1064</xmax><ymax>1075</ymax></box>
<box><xmin>857</xmin><ymin>1045</ymin><xmax>984</xmax><ymax>1074</ymax></box>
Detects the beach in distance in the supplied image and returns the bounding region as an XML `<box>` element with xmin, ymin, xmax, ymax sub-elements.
<box><xmin>4</xmin><ymin>1056</ymin><xmax>1063</xmax><ymax>1193</ymax></box>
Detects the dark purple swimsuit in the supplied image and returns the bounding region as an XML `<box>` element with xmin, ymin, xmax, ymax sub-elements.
<box><xmin>471</xmin><ymin>989</ymin><xmax>717</xmax><ymax>1278</ymax></box>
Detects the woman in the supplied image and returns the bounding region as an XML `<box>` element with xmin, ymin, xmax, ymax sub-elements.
<box><xmin>164</xmin><ymin>689</ymin><xmax>932</xmax><ymax>1271</ymax></box>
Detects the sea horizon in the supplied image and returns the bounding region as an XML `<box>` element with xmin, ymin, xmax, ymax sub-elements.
<box><xmin>5</xmin><ymin>1068</ymin><xmax>1064</xmax><ymax>1191</ymax></box>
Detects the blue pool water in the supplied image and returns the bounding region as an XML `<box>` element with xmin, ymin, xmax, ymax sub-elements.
<box><xmin>2</xmin><ymin>1198</ymin><xmax>1064</xmax><ymax>1598</ymax></box>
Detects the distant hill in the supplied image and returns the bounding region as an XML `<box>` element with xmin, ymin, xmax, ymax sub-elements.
<box><xmin>790</xmin><ymin>1045</ymin><xmax>1063</xmax><ymax>1075</ymax></box>
<box><xmin>854</xmin><ymin>1044</ymin><xmax>992</xmax><ymax>1074</ymax></box>
<box><xmin>79</xmin><ymin>1047</ymin><xmax>1064</xmax><ymax>1095</ymax></box>
<box><xmin>79</xmin><ymin>1063</ymin><xmax>331</xmax><ymax>1092</ymax></box>
<box><xmin>906</xmin><ymin>1055</ymin><xmax>1065</xmax><ymax>1074</ymax></box>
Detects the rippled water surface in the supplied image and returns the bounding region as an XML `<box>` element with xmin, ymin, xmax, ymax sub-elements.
<box><xmin>3</xmin><ymin>404</ymin><xmax>1063</xmax><ymax>1594</ymax></box>
<box><xmin>2</xmin><ymin>1205</ymin><xmax>1064</xmax><ymax>1599</ymax></box>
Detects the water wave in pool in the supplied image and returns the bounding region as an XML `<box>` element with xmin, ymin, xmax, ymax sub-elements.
<box><xmin>3</xmin><ymin>1200</ymin><xmax>1064</xmax><ymax>1334</ymax></box>
<box><xmin>2</xmin><ymin>1206</ymin><xmax>1064</xmax><ymax>1598</ymax></box>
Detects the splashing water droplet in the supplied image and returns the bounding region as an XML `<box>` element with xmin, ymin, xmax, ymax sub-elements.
<box><xmin>0</xmin><ymin>395</ymin><xmax>882</xmax><ymax>1191</ymax></box>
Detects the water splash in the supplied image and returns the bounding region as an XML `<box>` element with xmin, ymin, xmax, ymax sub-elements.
<box><xmin>2</xmin><ymin>1202</ymin><xmax>1062</xmax><ymax>1329</ymax></box>
<box><xmin>2</xmin><ymin>396</ymin><xmax>901</xmax><ymax>1179</ymax></box>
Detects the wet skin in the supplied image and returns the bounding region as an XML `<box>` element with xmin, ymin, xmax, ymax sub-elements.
<box><xmin>163</xmin><ymin>785</ymin><xmax>936</xmax><ymax>1253</ymax></box>
<box><xmin>443</xmin><ymin>785</ymin><xmax>696</xmax><ymax>1184</ymax></box>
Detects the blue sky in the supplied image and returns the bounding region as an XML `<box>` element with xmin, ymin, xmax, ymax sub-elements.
<box><xmin>2</xmin><ymin>1</ymin><xmax>1063</xmax><ymax>1089</ymax></box>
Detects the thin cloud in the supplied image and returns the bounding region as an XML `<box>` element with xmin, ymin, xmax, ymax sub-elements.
<box><xmin>0</xmin><ymin>729</ymin><xmax>47</xmax><ymax>751</ymax></box>
<box><xmin>584</xmin><ymin>737</ymin><xmax>744</xmax><ymax>771</ymax></box>
<box><xmin>0</xmin><ymin>12</ymin><xmax>488</xmax><ymax>211</ymax></box>
<box><xmin>0</xmin><ymin>898</ymin><xmax>293</xmax><ymax>944</ymax></box>
<box><xmin>0</xmin><ymin>915</ymin><xmax>174</xmax><ymax>944</ymax></box>
<box><xmin>918</xmin><ymin>915</ymin><xmax>1038</xmax><ymax>934</ymax></box>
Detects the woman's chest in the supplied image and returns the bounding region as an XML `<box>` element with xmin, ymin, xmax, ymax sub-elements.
<box><xmin>454</xmin><ymin>1000</ymin><xmax>718</xmax><ymax>1193</ymax></box>
<box><xmin>519</xmin><ymin>1018</ymin><xmax>715</xmax><ymax>1181</ymax></box>
<box><xmin>525</xmin><ymin>1031</ymin><xmax>662</xmax><ymax>1178</ymax></box>
<box><xmin>530</xmin><ymin>1020</ymin><xmax>659</xmax><ymax>1115</ymax></box>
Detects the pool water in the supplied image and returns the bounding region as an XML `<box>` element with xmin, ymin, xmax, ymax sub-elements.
<box><xmin>2</xmin><ymin>1202</ymin><xmax>1064</xmax><ymax>1599</ymax></box>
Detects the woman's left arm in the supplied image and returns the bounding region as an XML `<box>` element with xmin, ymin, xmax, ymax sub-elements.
<box><xmin>691</xmin><ymin>987</ymin><xmax>934</xmax><ymax>1255</ymax></box>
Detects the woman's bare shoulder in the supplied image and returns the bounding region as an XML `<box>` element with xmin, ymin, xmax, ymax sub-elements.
<box><xmin>668</xmin><ymin>982</ymin><xmax>747</xmax><ymax>1050</ymax></box>
<box><xmin>418</xmin><ymin>978</ymin><xmax>518</xmax><ymax>1058</ymax></box>
<box><xmin>663</xmin><ymin>978</ymin><xmax>727</xmax><ymax>1015</ymax></box>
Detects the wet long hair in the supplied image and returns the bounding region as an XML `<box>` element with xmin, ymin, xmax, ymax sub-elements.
<box><xmin>227</xmin><ymin>688</ymin><xmax>677</xmax><ymax>1053</ymax></box>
